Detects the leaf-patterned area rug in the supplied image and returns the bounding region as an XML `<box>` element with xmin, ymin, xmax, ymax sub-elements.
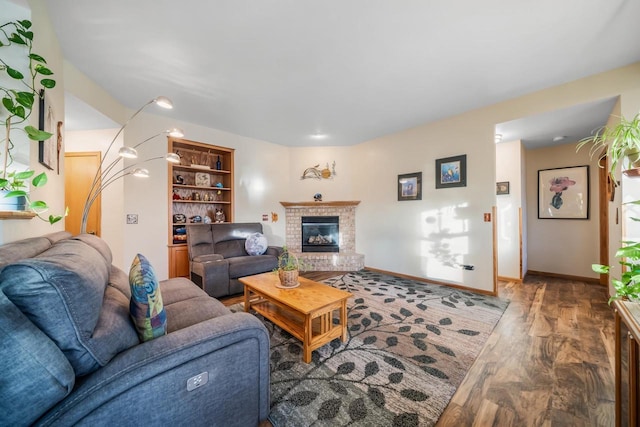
<box><xmin>233</xmin><ymin>270</ymin><xmax>509</xmax><ymax>427</ymax></box>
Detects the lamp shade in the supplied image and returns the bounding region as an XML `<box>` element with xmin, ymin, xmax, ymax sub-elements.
<box><xmin>118</xmin><ymin>146</ymin><xmax>138</xmax><ymax>159</ymax></box>
<box><xmin>166</xmin><ymin>153</ymin><xmax>181</xmax><ymax>163</ymax></box>
<box><xmin>168</xmin><ymin>128</ymin><xmax>184</xmax><ymax>137</ymax></box>
<box><xmin>154</xmin><ymin>96</ymin><xmax>173</xmax><ymax>109</ymax></box>
<box><xmin>133</xmin><ymin>168</ymin><xmax>150</xmax><ymax>178</ymax></box>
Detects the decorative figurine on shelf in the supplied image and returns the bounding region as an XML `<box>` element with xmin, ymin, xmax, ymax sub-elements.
<box><xmin>314</xmin><ymin>193</ymin><xmax>322</xmax><ymax>202</ymax></box>
<box><xmin>190</xmin><ymin>215</ymin><xmax>202</xmax><ymax>223</ymax></box>
<box><xmin>216</xmin><ymin>155</ymin><xmax>222</xmax><ymax>170</ymax></box>
<box><xmin>175</xmin><ymin>174</ymin><xmax>184</xmax><ymax>185</ymax></box>
<box><xmin>173</xmin><ymin>214</ymin><xmax>186</xmax><ymax>224</ymax></box>
<box><xmin>172</xmin><ymin>189</ymin><xmax>181</xmax><ymax>200</ymax></box>
<box><xmin>204</xmin><ymin>215</ymin><xmax>212</xmax><ymax>224</ymax></box>
<box><xmin>214</xmin><ymin>208</ymin><xmax>226</xmax><ymax>223</ymax></box>
<box><xmin>203</xmin><ymin>193</ymin><xmax>210</xmax><ymax>202</ymax></box>
<box><xmin>215</xmin><ymin>182</ymin><xmax>224</xmax><ymax>188</ymax></box>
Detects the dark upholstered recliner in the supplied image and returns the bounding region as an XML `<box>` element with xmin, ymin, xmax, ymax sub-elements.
<box><xmin>186</xmin><ymin>223</ymin><xmax>283</xmax><ymax>298</ymax></box>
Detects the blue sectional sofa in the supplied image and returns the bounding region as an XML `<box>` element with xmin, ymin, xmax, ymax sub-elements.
<box><xmin>0</xmin><ymin>232</ymin><xmax>270</xmax><ymax>426</ymax></box>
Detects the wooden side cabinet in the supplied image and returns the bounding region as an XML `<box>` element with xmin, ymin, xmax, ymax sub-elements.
<box><xmin>613</xmin><ymin>300</ymin><xmax>640</xmax><ymax>426</ymax></box>
<box><xmin>168</xmin><ymin>245</ymin><xmax>189</xmax><ymax>278</ymax></box>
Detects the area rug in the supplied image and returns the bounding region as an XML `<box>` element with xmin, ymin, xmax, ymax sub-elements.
<box><xmin>232</xmin><ymin>270</ymin><xmax>509</xmax><ymax>427</ymax></box>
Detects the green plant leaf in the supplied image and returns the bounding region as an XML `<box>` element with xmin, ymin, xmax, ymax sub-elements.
<box><xmin>32</xmin><ymin>172</ymin><xmax>47</xmax><ymax>187</ymax></box>
<box><xmin>2</xmin><ymin>97</ymin><xmax>14</xmax><ymax>112</ymax></box>
<box><xmin>48</xmin><ymin>214</ymin><xmax>63</xmax><ymax>224</ymax></box>
<box><xmin>40</xmin><ymin>79</ymin><xmax>56</xmax><ymax>89</ymax></box>
<box><xmin>5</xmin><ymin>66</ymin><xmax>24</xmax><ymax>80</ymax></box>
<box><xmin>592</xmin><ymin>264</ymin><xmax>610</xmax><ymax>274</ymax></box>
<box><xmin>16</xmin><ymin>29</ymin><xmax>33</xmax><ymax>41</ymax></box>
<box><xmin>25</xmin><ymin>125</ymin><xmax>52</xmax><ymax>141</ymax></box>
<box><xmin>4</xmin><ymin>190</ymin><xmax>27</xmax><ymax>198</ymax></box>
<box><xmin>29</xmin><ymin>200</ymin><xmax>47</xmax><ymax>210</ymax></box>
<box><xmin>8</xmin><ymin>33</ymin><xmax>26</xmax><ymax>45</ymax></box>
<box><xmin>17</xmin><ymin>20</ymin><xmax>32</xmax><ymax>29</ymax></box>
<box><xmin>13</xmin><ymin>170</ymin><xmax>35</xmax><ymax>180</ymax></box>
<box><xmin>15</xmin><ymin>91</ymin><xmax>34</xmax><ymax>108</ymax></box>
<box><xmin>0</xmin><ymin>178</ymin><xmax>8</xmax><ymax>189</ymax></box>
<box><xmin>28</xmin><ymin>53</ymin><xmax>46</xmax><ymax>63</ymax></box>
<box><xmin>35</xmin><ymin>64</ymin><xmax>53</xmax><ymax>75</ymax></box>
<box><xmin>14</xmin><ymin>105</ymin><xmax>25</xmax><ymax>119</ymax></box>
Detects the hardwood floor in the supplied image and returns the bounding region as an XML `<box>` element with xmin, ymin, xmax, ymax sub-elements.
<box><xmin>223</xmin><ymin>272</ymin><xmax>616</xmax><ymax>427</ymax></box>
<box><xmin>437</xmin><ymin>274</ymin><xmax>615</xmax><ymax>427</ymax></box>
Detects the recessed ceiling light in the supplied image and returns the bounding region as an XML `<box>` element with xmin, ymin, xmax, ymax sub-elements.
<box><xmin>494</xmin><ymin>134</ymin><xmax>502</xmax><ymax>144</ymax></box>
<box><xmin>310</xmin><ymin>133</ymin><xmax>328</xmax><ymax>140</ymax></box>
<box><xmin>552</xmin><ymin>136</ymin><xmax>567</xmax><ymax>142</ymax></box>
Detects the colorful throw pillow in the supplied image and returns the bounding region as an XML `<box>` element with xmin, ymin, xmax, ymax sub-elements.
<box><xmin>245</xmin><ymin>232</ymin><xmax>268</xmax><ymax>256</ymax></box>
<box><xmin>129</xmin><ymin>254</ymin><xmax>167</xmax><ymax>342</ymax></box>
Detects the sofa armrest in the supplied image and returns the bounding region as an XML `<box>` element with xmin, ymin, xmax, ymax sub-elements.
<box><xmin>192</xmin><ymin>253</ymin><xmax>224</xmax><ymax>263</ymax></box>
<box><xmin>266</xmin><ymin>246</ymin><xmax>283</xmax><ymax>258</ymax></box>
<box><xmin>36</xmin><ymin>312</ymin><xmax>270</xmax><ymax>427</ymax></box>
<box><xmin>191</xmin><ymin>258</ymin><xmax>230</xmax><ymax>298</ymax></box>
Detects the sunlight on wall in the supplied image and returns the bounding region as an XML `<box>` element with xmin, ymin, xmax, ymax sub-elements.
<box><xmin>420</xmin><ymin>203</ymin><xmax>472</xmax><ymax>283</ymax></box>
<box><xmin>239</xmin><ymin>176</ymin><xmax>266</xmax><ymax>201</ymax></box>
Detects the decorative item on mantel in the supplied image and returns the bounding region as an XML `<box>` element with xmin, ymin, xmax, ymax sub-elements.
<box><xmin>301</xmin><ymin>161</ymin><xmax>337</xmax><ymax>180</ymax></box>
<box><xmin>314</xmin><ymin>193</ymin><xmax>322</xmax><ymax>202</ymax></box>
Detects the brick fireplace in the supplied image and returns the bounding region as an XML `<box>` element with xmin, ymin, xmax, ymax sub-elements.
<box><xmin>280</xmin><ymin>201</ymin><xmax>365</xmax><ymax>271</ymax></box>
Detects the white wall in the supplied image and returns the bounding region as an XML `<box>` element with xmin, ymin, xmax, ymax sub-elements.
<box><xmin>525</xmin><ymin>142</ymin><xmax>600</xmax><ymax>278</ymax></box>
<box><xmin>496</xmin><ymin>140</ymin><xmax>523</xmax><ymax>280</ymax></box>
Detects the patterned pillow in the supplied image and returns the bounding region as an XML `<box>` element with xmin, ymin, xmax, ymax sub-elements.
<box><xmin>129</xmin><ymin>254</ymin><xmax>167</xmax><ymax>342</ymax></box>
<box><xmin>245</xmin><ymin>232</ymin><xmax>268</xmax><ymax>256</ymax></box>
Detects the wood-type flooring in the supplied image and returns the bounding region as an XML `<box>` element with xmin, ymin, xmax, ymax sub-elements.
<box><xmin>222</xmin><ymin>271</ymin><xmax>615</xmax><ymax>427</ymax></box>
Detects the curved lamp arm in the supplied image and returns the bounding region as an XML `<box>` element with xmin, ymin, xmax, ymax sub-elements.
<box><xmin>80</xmin><ymin>154</ymin><xmax>176</xmax><ymax>234</ymax></box>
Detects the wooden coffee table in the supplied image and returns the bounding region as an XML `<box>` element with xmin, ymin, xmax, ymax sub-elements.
<box><xmin>240</xmin><ymin>272</ymin><xmax>352</xmax><ymax>363</ymax></box>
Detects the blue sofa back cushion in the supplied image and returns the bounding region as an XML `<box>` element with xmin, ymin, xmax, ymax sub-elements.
<box><xmin>0</xmin><ymin>236</ymin><xmax>139</xmax><ymax>376</ymax></box>
<box><xmin>0</xmin><ymin>292</ymin><xmax>76</xmax><ymax>427</ymax></box>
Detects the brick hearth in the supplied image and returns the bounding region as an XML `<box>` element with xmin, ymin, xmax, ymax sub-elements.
<box><xmin>280</xmin><ymin>201</ymin><xmax>365</xmax><ymax>271</ymax></box>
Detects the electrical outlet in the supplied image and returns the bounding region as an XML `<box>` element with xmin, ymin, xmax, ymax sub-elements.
<box><xmin>262</xmin><ymin>214</ymin><xmax>268</xmax><ymax>221</ymax></box>
<box><xmin>126</xmin><ymin>214</ymin><xmax>138</xmax><ymax>224</ymax></box>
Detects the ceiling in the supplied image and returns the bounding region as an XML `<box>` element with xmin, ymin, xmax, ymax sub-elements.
<box><xmin>43</xmin><ymin>0</ymin><xmax>640</xmax><ymax>147</ymax></box>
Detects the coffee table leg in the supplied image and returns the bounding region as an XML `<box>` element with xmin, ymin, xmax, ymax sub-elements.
<box><xmin>304</xmin><ymin>314</ymin><xmax>312</xmax><ymax>363</ymax></box>
<box><xmin>340</xmin><ymin>300</ymin><xmax>348</xmax><ymax>341</ymax></box>
<box><xmin>244</xmin><ymin>287</ymin><xmax>251</xmax><ymax>312</ymax></box>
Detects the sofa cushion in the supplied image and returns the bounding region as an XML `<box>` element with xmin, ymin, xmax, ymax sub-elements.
<box><xmin>227</xmin><ymin>255</ymin><xmax>278</xmax><ymax>279</ymax></box>
<box><xmin>245</xmin><ymin>232</ymin><xmax>268</xmax><ymax>256</ymax></box>
<box><xmin>0</xmin><ymin>292</ymin><xmax>76</xmax><ymax>426</ymax></box>
<box><xmin>161</xmin><ymin>277</ymin><xmax>231</xmax><ymax>332</ymax></box>
<box><xmin>129</xmin><ymin>254</ymin><xmax>167</xmax><ymax>342</ymax></box>
<box><xmin>0</xmin><ymin>236</ymin><xmax>137</xmax><ymax>376</ymax></box>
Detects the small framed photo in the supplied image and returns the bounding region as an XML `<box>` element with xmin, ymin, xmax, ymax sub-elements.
<box><xmin>496</xmin><ymin>181</ymin><xmax>510</xmax><ymax>195</ymax></box>
<box><xmin>398</xmin><ymin>172</ymin><xmax>422</xmax><ymax>201</ymax></box>
<box><xmin>538</xmin><ymin>165</ymin><xmax>589</xmax><ymax>219</ymax></box>
<box><xmin>195</xmin><ymin>172</ymin><xmax>211</xmax><ymax>187</ymax></box>
<box><xmin>435</xmin><ymin>154</ymin><xmax>466</xmax><ymax>189</ymax></box>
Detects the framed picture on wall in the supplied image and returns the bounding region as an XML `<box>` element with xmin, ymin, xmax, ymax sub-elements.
<box><xmin>397</xmin><ymin>172</ymin><xmax>422</xmax><ymax>201</ymax></box>
<box><xmin>38</xmin><ymin>89</ymin><xmax>56</xmax><ymax>170</ymax></box>
<box><xmin>538</xmin><ymin>165</ymin><xmax>589</xmax><ymax>219</ymax></box>
<box><xmin>435</xmin><ymin>154</ymin><xmax>466</xmax><ymax>189</ymax></box>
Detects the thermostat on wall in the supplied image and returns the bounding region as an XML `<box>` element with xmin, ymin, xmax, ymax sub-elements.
<box><xmin>126</xmin><ymin>214</ymin><xmax>138</xmax><ymax>224</ymax></box>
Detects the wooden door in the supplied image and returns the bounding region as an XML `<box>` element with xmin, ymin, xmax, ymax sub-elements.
<box><xmin>64</xmin><ymin>152</ymin><xmax>101</xmax><ymax>236</ymax></box>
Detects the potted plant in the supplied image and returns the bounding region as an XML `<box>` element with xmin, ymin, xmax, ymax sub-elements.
<box><xmin>0</xmin><ymin>18</ymin><xmax>62</xmax><ymax>223</ymax></box>
<box><xmin>275</xmin><ymin>246</ymin><xmax>306</xmax><ymax>288</ymax></box>
<box><xmin>577</xmin><ymin>112</ymin><xmax>640</xmax><ymax>302</ymax></box>
<box><xmin>576</xmin><ymin>112</ymin><xmax>640</xmax><ymax>179</ymax></box>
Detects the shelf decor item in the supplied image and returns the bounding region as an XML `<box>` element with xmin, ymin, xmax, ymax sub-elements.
<box><xmin>195</xmin><ymin>172</ymin><xmax>210</xmax><ymax>187</ymax></box>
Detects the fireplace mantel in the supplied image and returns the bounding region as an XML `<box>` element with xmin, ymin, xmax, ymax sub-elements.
<box><xmin>280</xmin><ymin>201</ymin><xmax>360</xmax><ymax>208</ymax></box>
